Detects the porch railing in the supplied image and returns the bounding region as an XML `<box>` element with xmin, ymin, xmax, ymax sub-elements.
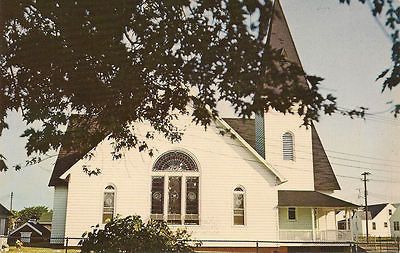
<box><xmin>279</xmin><ymin>230</ymin><xmax>313</xmax><ymax>241</ymax></box>
<box><xmin>280</xmin><ymin>229</ymin><xmax>352</xmax><ymax>242</ymax></box>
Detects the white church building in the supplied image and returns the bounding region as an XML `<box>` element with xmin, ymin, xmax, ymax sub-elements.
<box><xmin>48</xmin><ymin>1</ymin><xmax>357</xmax><ymax>252</ymax></box>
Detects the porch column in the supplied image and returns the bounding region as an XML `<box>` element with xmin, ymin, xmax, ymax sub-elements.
<box><xmin>311</xmin><ymin>208</ymin><xmax>316</xmax><ymax>241</ymax></box>
<box><xmin>334</xmin><ymin>209</ymin><xmax>337</xmax><ymax>241</ymax></box>
<box><xmin>345</xmin><ymin>209</ymin><xmax>349</xmax><ymax>230</ymax></box>
<box><xmin>334</xmin><ymin>209</ymin><xmax>337</xmax><ymax>230</ymax></box>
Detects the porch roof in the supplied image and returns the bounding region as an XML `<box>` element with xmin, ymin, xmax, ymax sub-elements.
<box><xmin>278</xmin><ymin>190</ymin><xmax>358</xmax><ymax>208</ymax></box>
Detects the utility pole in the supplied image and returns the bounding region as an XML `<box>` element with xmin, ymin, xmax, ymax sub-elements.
<box><xmin>362</xmin><ymin>172</ymin><xmax>371</xmax><ymax>243</ymax></box>
<box><xmin>10</xmin><ymin>192</ymin><xmax>13</xmax><ymax>212</ymax></box>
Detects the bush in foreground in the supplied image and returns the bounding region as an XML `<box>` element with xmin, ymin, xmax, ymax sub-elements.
<box><xmin>80</xmin><ymin>216</ymin><xmax>197</xmax><ymax>253</ymax></box>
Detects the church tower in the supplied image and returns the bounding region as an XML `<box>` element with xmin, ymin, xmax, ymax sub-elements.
<box><xmin>255</xmin><ymin>0</ymin><xmax>340</xmax><ymax>192</ymax></box>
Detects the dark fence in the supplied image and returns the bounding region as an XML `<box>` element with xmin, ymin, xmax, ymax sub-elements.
<box><xmin>354</xmin><ymin>237</ymin><xmax>400</xmax><ymax>253</ymax></box>
<box><xmin>1</xmin><ymin>236</ymin><xmax>399</xmax><ymax>253</ymax></box>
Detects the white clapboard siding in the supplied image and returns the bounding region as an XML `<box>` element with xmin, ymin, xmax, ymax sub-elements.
<box><xmin>390</xmin><ymin>208</ymin><xmax>400</xmax><ymax>237</ymax></box>
<box><xmin>369</xmin><ymin>204</ymin><xmax>395</xmax><ymax>237</ymax></box>
<box><xmin>60</xmin><ymin>117</ymin><xmax>280</xmax><ymax>244</ymax></box>
<box><xmin>279</xmin><ymin>208</ymin><xmax>312</xmax><ymax>230</ymax></box>
<box><xmin>50</xmin><ymin>186</ymin><xmax>68</xmax><ymax>243</ymax></box>
<box><xmin>264</xmin><ymin>110</ymin><xmax>314</xmax><ymax>191</ymax></box>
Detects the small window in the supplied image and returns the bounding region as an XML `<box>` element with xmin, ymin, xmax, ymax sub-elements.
<box><xmin>384</xmin><ymin>222</ymin><xmax>388</xmax><ymax>227</ymax></box>
<box><xmin>233</xmin><ymin>186</ymin><xmax>245</xmax><ymax>225</ymax></box>
<box><xmin>288</xmin><ymin>207</ymin><xmax>296</xmax><ymax>221</ymax></box>
<box><xmin>282</xmin><ymin>132</ymin><xmax>294</xmax><ymax>161</ymax></box>
<box><xmin>103</xmin><ymin>185</ymin><xmax>115</xmax><ymax>223</ymax></box>
<box><xmin>394</xmin><ymin>221</ymin><xmax>400</xmax><ymax>231</ymax></box>
<box><xmin>389</xmin><ymin>209</ymin><xmax>392</xmax><ymax>215</ymax></box>
<box><xmin>20</xmin><ymin>232</ymin><xmax>32</xmax><ymax>243</ymax></box>
<box><xmin>372</xmin><ymin>222</ymin><xmax>376</xmax><ymax>230</ymax></box>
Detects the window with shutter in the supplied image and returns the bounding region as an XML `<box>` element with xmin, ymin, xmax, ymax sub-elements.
<box><xmin>282</xmin><ymin>132</ymin><xmax>294</xmax><ymax>161</ymax></box>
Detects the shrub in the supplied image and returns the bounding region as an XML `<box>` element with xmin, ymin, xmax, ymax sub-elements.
<box><xmin>80</xmin><ymin>215</ymin><xmax>198</xmax><ymax>253</ymax></box>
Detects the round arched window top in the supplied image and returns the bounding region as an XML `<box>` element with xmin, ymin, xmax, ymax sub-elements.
<box><xmin>282</xmin><ymin>131</ymin><xmax>294</xmax><ymax>161</ymax></box>
<box><xmin>153</xmin><ymin>150</ymin><xmax>198</xmax><ymax>172</ymax></box>
<box><xmin>234</xmin><ymin>186</ymin><xmax>244</xmax><ymax>192</ymax></box>
<box><xmin>105</xmin><ymin>185</ymin><xmax>115</xmax><ymax>190</ymax></box>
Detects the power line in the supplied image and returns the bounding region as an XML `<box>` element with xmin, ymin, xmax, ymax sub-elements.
<box><xmin>336</xmin><ymin>174</ymin><xmax>400</xmax><ymax>183</ymax></box>
<box><xmin>325</xmin><ymin>149</ymin><xmax>400</xmax><ymax>164</ymax></box>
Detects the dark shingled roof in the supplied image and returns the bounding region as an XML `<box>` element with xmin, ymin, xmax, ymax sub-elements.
<box><xmin>9</xmin><ymin>221</ymin><xmax>51</xmax><ymax>237</ymax></box>
<box><xmin>223</xmin><ymin>119</ymin><xmax>341</xmax><ymax>192</ymax></box>
<box><xmin>278</xmin><ymin>190</ymin><xmax>358</xmax><ymax>208</ymax></box>
<box><xmin>267</xmin><ymin>0</ymin><xmax>305</xmax><ymax>71</ymax></box>
<box><xmin>0</xmin><ymin>203</ymin><xmax>11</xmax><ymax>217</ymax></box>
<box><xmin>29</xmin><ymin>222</ymin><xmax>51</xmax><ymax>237</ymax></box>
<box><xmin>222</xmin><ymin>118</ymin><xmax>256</xmax><ymax>150</ymax></box>
<box><xmin>311</xmin><ymin>124</ymin><xmax>341</xmax><ymax>191</ymax></box>
<box><xmin>367</xmin><ymin>203</ymin><xmax>389</xmax><ymax>219</ymax></box>
<box><xmin>48</xmin><ymin>115</ymin><xmax>107</xmax><ymax>186</ymax></box>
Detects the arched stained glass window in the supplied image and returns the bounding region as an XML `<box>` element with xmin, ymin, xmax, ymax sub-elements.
<box><xmin>151</xmin><ymin>150</ymin><xmax>200</xmax><ymax>225</ymax></box>
<box><xmin>233</xmin><ymin>186</ymin><xmax>245</xmax><ymax>225</ymax></box>
<box><xmin>282</xmin><ymin>132</ymin><xmax>294</xmax><ymax>161</ymax></box>
<box><xmin>103</xmin><ymin>184</ymin><xmax>115</xmax><ymax>223</ymax></box>
<box><xmin>153</xmin><ymin>150</ymin><xmax>198</xmax><ymax>171</ymax></box>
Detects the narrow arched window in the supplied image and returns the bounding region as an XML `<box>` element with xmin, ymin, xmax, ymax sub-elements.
<box><xmin>103</xmin><ymin>185</ymin><xmax>115</xmax><ymax>223</ymax></box>
<box><xmin>282</xmin><ymin>132</ymin><xmax>294</xmax><ymax>161</ymax></box>
<box><xmin>233</xmin><ymin>186</ymin><xmax>245</xmax><ymax>225</ymax></box>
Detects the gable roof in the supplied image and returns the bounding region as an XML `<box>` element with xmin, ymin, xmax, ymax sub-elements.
<box><xmin>222</xmin><ymin>119</ymin><xmax>340</xmax><ymax>192</ymax></box>
<box><xmin>368</xmin><ymin>203</ymin><xmax>389</xmax><ymax>219</ymax></box>
<box><xmin>49</xmin><ymin>0</ymin><xmax>338</xmax><ymax>189</ymax></box>
<box><xmin>9</xmin><ymin>221</ymin><xmax>51</xmax><ymax>237</ymax></box>
<box><xmin>0</xmin><ymin>203</ymin><xmax>11</xmax><ymax>216</ymax></box>
<box><xmin>48</xmin><ymin>115</ymin><xmax>107</xmax><ymax>186</ymax></box>
<box><xmin>278</xmin><ymin>190</ymin><xmax>358</xmax><ymax>208</ymax></box>
<box><xmin>50</xmin><ymin>115</ymin><xmax>286</xmax><ymax>186</ymax></box>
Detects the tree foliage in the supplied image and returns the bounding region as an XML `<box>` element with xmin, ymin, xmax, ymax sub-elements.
<box><xmin>14</xmin><ymin>205</ymin><xmax>52</xmax><ymax>224</ymax></box>
<box><xmin>0</xmin><ymin>0</ymin><xmax>398</xmax><ymax>170</ymax></box>
<box><xmin>80</xmin><ymin>215</ymin><xmax>197</xmax><ymax>253</ymax></box>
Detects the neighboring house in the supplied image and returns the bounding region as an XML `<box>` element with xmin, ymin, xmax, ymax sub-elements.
<box><xmin>8</xmin><ymin>220</ymin><xmax>51</xmax><ymax>244</ymax></box>
<box><xmin>352</xmin><ymin>203</ymin><xmax>396</xmax><ymax>238</ymax></box>
<box><xmin>389</xmin><ymin>208</ymin><xmax>400</xmax><ymax>238</ymax></box>
<box><xmin>48</xmin><ymin>0</ymin><xmax>357</xmax><ymax>252</ymax></box>
<box><xmin>0</xmin><ymin>203</ymin><xmax>11</xmax><ymax>236</ymax></box>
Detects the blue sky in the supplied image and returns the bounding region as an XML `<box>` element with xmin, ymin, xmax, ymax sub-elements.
<box><xmin>0</xmin><ymin>0</ymin><xmax>399</xmax><ymax>210</ymax></box>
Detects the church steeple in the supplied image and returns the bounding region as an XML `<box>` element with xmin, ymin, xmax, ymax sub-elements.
<box><xmin>255</xmin><ymin>0</ymin><xmax>306</xmax><ymax>159</ymax></box>
<box><xmin>255</xmin><ymin>0</ymin><xmax>340</xmax><ymax>191</ymax></box>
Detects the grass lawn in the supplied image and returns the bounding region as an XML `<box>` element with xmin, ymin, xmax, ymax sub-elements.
<box><xmin>7</xmin><ymin>247</ymin><xmax>80</xmax><ymax>252</ymax></box>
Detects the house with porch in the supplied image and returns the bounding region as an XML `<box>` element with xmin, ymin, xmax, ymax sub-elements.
<box><xmin>48</xmin><ymin>0</ymin><xmax>357</xmax><ymax>252</ymax></box>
